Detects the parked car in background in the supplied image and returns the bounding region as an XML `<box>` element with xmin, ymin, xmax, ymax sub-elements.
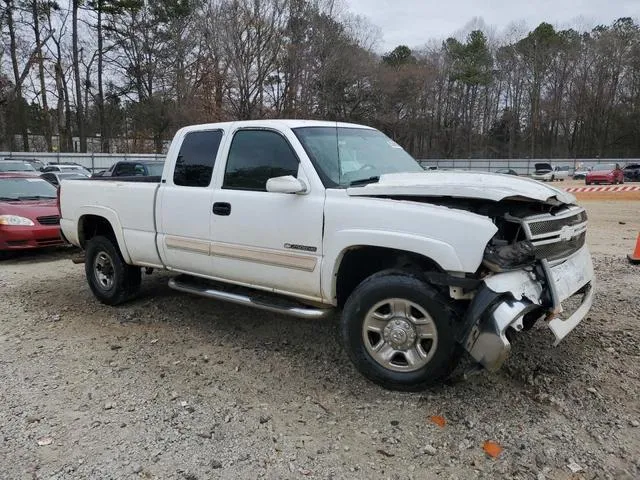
<box><xmin>42</xmin><ymin>163</ymin><xmax>91</xmax><ymax>176</ymax></box>
<box><xmin>623</xmin><ymin>163</ymin><xmax>640</xmax><ymax>182</ymax></box>
<box><xmin>495</xmin><ymin>168</ymin><xmax>518</xmax><ymax>176</ymax></box>
<box><xmin>0</xmin><ymin>173</ymin><xmax>64</xmax><ymax>254</ymax></box>
<box><xmin>0</xmin><ymin>160</ymin><xmax>38</xmax><ymax>174</ymax></box>
<box><xmin>93</xmin><ymin>160</ymin><xmax>165</xmax><ymax>178</ymax></box>
<box><xmin>41</xmin><ymin>172</ymin><xmax>88</xmax><ymax>187</ymax></box>
<box><xmin>585</xmin><ymin>163</ymin><xmax>624</xmax><ymax>185</ymax></box>
<box><xmin>5</xmin><ymin>158</ymin><xmax>48</xmax><ymax>171</ymax></box>
<box><xmin>60</xmin><ymin>119</ymin><xmax>594</xmax><ymax>391</ymax></box>
<box><xmin>531</xmin><ymin>163</ymin><xmax>569</xmax><ymax>182</ymax></box>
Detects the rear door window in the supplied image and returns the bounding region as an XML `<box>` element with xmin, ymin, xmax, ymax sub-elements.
<box><xmin>173</xmin><ymin>130</ymin><xmax>223</xmax><ymax>187</ymax></box>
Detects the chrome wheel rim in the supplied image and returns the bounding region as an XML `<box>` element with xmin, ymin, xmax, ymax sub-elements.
<box><xmin>94</xmin><ymin>251</ymin><xmax>115</xmax><ymax>290</ymax></box>
<box><xmin>362</xmin><ymin>298</ymin><xmax>438</xmax><ymax>372</ymax></box>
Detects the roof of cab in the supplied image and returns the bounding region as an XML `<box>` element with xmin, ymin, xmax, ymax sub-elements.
<box><xmin>177</xmin><ymin>119</ymin><xmax>375</xmax><ymax>134</ymax></box>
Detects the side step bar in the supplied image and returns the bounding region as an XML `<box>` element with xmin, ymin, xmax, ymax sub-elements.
<box><xmin>168</xmin><ymin>275</ymin><xmax>333</xmax><ymax>320</ymax></box>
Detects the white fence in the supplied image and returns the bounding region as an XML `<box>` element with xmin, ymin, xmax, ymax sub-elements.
<box><xmin>2</xmin><ymin>151</ymin><xmax>637</xmax><ymax>175</ymax></box>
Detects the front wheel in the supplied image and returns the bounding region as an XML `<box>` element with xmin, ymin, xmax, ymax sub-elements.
<box><xmin>85</xmin><ymin>235</ymin><xmax>141</xmax><ymax>305</ymax></box>
<box><xmin>340</xmin><ymin>271</ymin><xmax>461</xmax><ymax>391</ymax></box>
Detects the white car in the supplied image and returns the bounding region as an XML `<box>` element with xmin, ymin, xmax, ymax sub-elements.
<box><xmin>42</xmin><ymin>163</ymin><xmax>91</xmax><ymax>176</ymax></box>
<box><xmin>531</xmin><ymin>163</ymin><xmax>570</xmax><ymax>182</ymax></box>
<box><xmin>59</xmin><ymin>120</ymin><xmax>594</xmax><ymax>391</ymax></box>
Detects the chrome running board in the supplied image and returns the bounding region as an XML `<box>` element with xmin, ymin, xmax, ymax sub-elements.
<box><xmin>168</xmin><ymin>275</ymin><xmax>333</xmax><ymax>320</ymax></box>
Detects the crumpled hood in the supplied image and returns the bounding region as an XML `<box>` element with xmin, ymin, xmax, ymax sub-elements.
<box><xmin>346</xmin><ymin>171</ymin><xmax>576</xmax><ymax>204</ymax></box>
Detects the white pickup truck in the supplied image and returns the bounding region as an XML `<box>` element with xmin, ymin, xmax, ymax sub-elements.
<box><xmin>60</xmin><ymin>120</ymin><xmax>594</xmax><ymax>391</ymax></box>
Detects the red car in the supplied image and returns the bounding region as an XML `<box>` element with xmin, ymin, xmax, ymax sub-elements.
<box><xmin>0</xmin><ymin>173</ymin><xmax>65</xmax><ymax>253</ymax></box>
<box><xmin>585</xmin><ymin>163</ymin><xmax>624</xmax><ymax>185</ymax></box>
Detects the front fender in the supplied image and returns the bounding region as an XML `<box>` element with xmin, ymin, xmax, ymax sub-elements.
<box><xmin>76</xmin><ymin>206</ymin><xmax>132</xmax><ymax>264</ymax></box>
<box><xmin>322</xmin><ymin>229</ymin><xmax>470</xmax><ymax>302</ymax></box>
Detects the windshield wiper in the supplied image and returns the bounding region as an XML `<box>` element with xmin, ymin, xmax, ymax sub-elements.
<box><xmin>349</xmin><ymin>176</ymin><xmax>380</xmax><ymax>187</ymax></box>
<box><xmin>0</xmin><ymin>196</ymin><xmax>20</xmax><ymax>201</ymax></box>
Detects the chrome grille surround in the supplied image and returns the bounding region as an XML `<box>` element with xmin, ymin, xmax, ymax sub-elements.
<box><xmin>519</xmin><ymin>207</ymin><xmax>588</xmax><ymax>265</ymax></box>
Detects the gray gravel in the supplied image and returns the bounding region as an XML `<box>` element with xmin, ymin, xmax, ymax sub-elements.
<box><xmin>0</xmin><ymin>241</ymin><xmax>638</xmax><ymax>479</ymax></box>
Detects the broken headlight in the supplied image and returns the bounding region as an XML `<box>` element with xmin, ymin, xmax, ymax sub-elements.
<box><xmin>483</xmin><ymin>240</ymin><xmax>535</xmax><ymax>272</ymax></box>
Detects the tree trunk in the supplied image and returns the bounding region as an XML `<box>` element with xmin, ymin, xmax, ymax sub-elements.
<box><xmin>72</xmin><ymin>0</ymin><xmax>87</xmax><ymax>152</ymax></box>
<box><xmin>31</xmin><ymin>0</ymin><xmax>53</xmax><ymax>151</ymax></box>
<box><xmin>97</xmin><ymin>1</ymin><xmax>109</xmax><ymax>152</ymax></box>
<box><xmin>7</xmin><ymin>0</ymin><xmax>29</xmax><ymax>151</ymax></box>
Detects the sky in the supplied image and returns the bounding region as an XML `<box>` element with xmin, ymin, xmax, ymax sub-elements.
<box><xmin>346</xmin><ymin>0</ymin><xmax>639</xmax><ymax>52</ymax></box>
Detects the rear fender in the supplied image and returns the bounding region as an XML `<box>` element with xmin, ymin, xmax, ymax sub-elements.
<box><xmin>77</xmin><ymin>206</ymin><xmax>132</xmax><ymax>264</ymax></box>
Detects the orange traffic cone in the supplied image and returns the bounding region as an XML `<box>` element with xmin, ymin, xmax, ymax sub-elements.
<box><xmin>629</xmin><ymin>233</ymin><xmax>640</xmax><ymax>264</ymax></box>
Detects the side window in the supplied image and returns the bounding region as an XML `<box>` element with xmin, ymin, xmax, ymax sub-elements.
<box><xmin>173</xmin><ymin>130</ymin><xmax>223</xmax><ymax>187</ymax></box>
<box><xmin>114</xmin><ymin>163</ymin><xmax>135</xmax><ymax>176</ymax></box>
<box><xmin>223</xmin><ymin>130</ymin><xmax>299</xmax><ymax>191</ymax></box>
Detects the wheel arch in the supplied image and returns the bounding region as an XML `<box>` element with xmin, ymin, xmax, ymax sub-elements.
<box><xmin>77</xmin><ymin>207</ymin><xmax>132</xmax><ymax>263</ymax></box>
<box><xmin>328</xmin><ymin>244</ymin><xmax>449</xmax><ymax>308</ymax></box>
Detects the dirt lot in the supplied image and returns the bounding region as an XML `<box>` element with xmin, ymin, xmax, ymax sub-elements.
<box><xmin>1</xmin><ymin>200</ymin><xmax>639</xmax><ymax>480</ymax></box>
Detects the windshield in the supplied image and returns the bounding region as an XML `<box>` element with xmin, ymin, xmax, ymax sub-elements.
<box><xmin>592</xmin><ymin>163</ymin><xmax>616</xmax><ymax>171</ymax></box>
<box><xmin>293</xmin><ymin>127</ymin><xmax>423</xmax><ymax>187</ymax></box>
<box><xmin>0</xmin><ymin>162</ymin><xmax>36</xmax><ymax>172</ymax></box>
<box><xmin>146</xmin><ymin>163</ymin><xmax>164</xmax><ymax>176</ymax></box>
<box><xmin>0</xmin><ymin>177</ymin><xmax>57</xmax><ymax>200</ymax></box>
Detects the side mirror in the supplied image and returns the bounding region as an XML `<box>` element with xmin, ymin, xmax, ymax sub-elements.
<box><xmin>266</xmin><ymin>175</ymin><xmax>308</xmax><ymax>194</ymax></box>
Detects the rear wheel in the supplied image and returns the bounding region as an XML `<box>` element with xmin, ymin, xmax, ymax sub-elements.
<box><xmin>340</xmin><ymin>270</ymin><xmax>461</xmax><ymax>391</ymax></box>
<box><xmin>85</xmin><ymin>235</ymin><xmax>141</xmax><ymax>305</ymax></box>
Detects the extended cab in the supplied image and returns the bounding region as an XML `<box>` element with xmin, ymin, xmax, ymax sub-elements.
<box><xmin>60</xmin><ymin>120</ymin><xmax>595</xmax><ymax>391</ymax></box>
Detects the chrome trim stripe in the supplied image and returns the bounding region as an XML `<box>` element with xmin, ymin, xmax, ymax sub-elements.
<box><xmin>165</xmin><ymin>236</ymin><xmax>210</xmax><ymax>254</ymax></box>
<box><xmin>210</xmin><ymin>242</ymin><xmax>317</xmax><ymax>272</ymax></box>
<box><xmin>164</xmin><ymin>235</ymin><xmax>317</xmax><ymax>272</ymax></box>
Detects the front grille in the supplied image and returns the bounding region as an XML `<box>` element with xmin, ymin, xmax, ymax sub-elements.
<box><xmin>37</xmin><ymin>215</ymin><xmax>60</xmax><ymax>225</ymax></box>
<box><xmin>520</xmin><ymin>207</ymin><xmax>588</xmax><ymax>263</ymax></box>
<box><xmin>528</xmin><ymin>210</ymin><xmax>588</xmax><ymax>236</ymax></box>
<box><xmin>534</xmin><ymin>232</ymin><xmax>586</xmax><ymax>261</ymax></box>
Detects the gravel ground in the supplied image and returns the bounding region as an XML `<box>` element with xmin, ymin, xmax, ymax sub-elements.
<box><xmin>1</xmin><ymin>201</ymin><xmax>639</xmax><ymax>480</ymax></box>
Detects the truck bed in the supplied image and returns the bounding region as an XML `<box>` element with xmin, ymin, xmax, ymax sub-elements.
<box><xmin>59</xmin><ymin>178</ymin><xmax>162</xmax><ymax>267</ymax></box>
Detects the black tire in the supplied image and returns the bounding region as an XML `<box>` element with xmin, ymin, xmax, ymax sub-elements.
<box><xmin>340</xmin><ymin>270</ymin><xmax>461</xmax><ymax>391</ymax></box>
<box><xmin>85</xmin><ymin>235</ymin><xmax>141</xmax><ymax>305</ymax></box>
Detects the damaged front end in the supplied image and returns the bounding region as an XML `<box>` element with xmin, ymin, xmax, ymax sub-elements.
<box><xmin>460</xmin><ymin>205</ymin><xmax>595</xmax><ymax>372</ymax></box>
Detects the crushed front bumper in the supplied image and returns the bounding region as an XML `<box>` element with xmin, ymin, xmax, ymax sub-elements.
<box><xmin>464</xmin><ymin>245</ymin><xmax>594</xmax><ymax>371</ymax></box>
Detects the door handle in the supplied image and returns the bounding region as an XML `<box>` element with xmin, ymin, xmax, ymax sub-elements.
<box><xmin>212</xmin><ymin>202</ymin><xmax>231</xmax><ymax>216</ymax></box>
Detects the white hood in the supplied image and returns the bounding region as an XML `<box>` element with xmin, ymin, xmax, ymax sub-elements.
<box><xmin>346</xmin><ymin>171</ymin><xmax>576</xmax><ymax>204</ymax></box>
